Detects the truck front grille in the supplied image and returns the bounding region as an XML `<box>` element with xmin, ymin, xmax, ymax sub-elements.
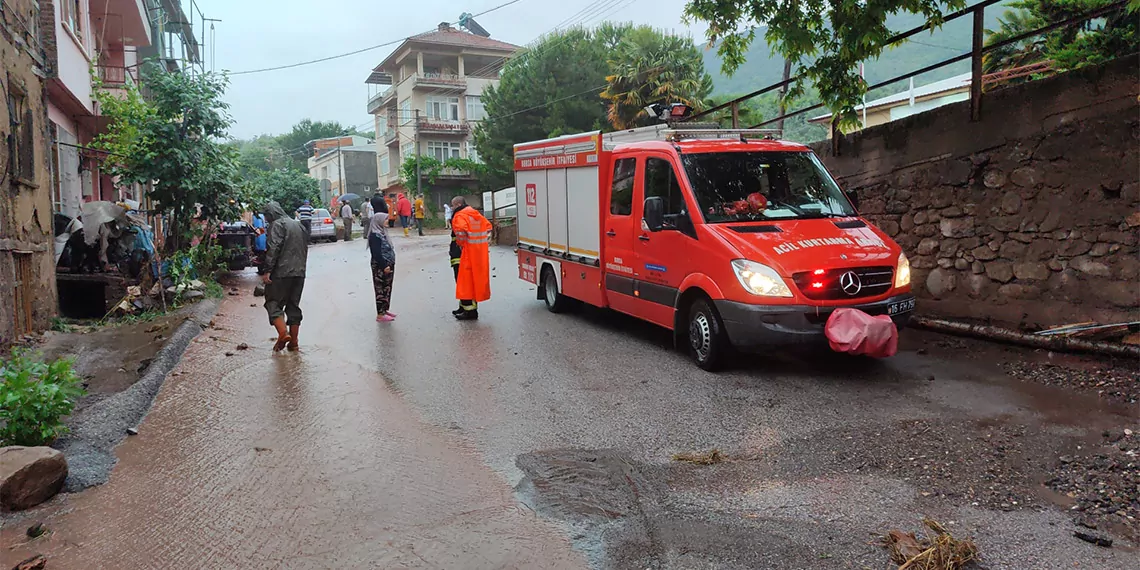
<box><xmin>791</xmin><ymin>266</ymin><xmax>894</xmax><ymax>301</ymax></box>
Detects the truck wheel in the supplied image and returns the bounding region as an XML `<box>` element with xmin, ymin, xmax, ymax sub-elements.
<box><xmin>687</xmin><ymin>298</ymin><xmax>728</xmax><ymax>371</ymax></box>
<box><xmin>541</xmin><ymin>266</ymin><xmax>572</xmax><ymax>313</ymax></box>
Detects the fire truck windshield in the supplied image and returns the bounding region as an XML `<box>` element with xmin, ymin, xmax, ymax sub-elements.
<box><xmin>680</xmin><ymin>151</ymin><xmax>856</xmax><ymax>223</ymax></box>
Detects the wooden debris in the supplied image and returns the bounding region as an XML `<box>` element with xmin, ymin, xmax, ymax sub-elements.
<box><xmin>882</xmin><ymin>518</ymin><xmax>978</xmax><ymax>570</ymax></box>
<box><xmin>671</xmin><ymin>449</ymin><xmax>723</xmax><ymax>465</ymax></box>
<box><xmin>12</xmin><ymin>555</ymin><xmax>46</xmax><ymax>570</ymax></box>
<box><xmin>912</xmin><ymin>317</ymin><xmax>1140</xmax><ymax>359</ymax></box>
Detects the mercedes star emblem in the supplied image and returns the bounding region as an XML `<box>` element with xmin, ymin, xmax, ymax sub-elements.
<box><xmin>839</xmin><ymin>270</ymin><xmax>863</xmax><ymax>296</ymax></box>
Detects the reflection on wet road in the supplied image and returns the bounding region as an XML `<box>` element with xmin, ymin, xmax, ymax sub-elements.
<box><xmin>1</xmin><ymin>236</ymin><xmax>583</xmax><ymax>569</ymax></box>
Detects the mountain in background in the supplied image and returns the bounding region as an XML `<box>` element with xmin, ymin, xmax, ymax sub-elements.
<box><xmin>701</xmin><ymin>2</ymin><xmax>1015</xmax><ymax>140</ymax></box>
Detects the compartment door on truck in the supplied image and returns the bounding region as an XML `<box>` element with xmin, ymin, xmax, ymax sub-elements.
<box><xmin>602</xmin><ymin>156</ymin><xmax>639</xmax><ymax>316</ymax></box>
<box><xmin>628</xmin><ymin>154</ymin><xmax>697</xmax><ymax>328</ymax></box>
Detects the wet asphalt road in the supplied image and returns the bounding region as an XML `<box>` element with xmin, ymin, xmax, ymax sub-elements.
<box><xmin>3</xmin><ymin>234</ymin><xmax>1137</xmax><ymax>569</ymax></box>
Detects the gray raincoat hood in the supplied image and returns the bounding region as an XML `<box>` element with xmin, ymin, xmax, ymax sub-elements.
<box><xmin>263</xmin><ymin>201</ymin><xmax>290</xmax><ymax>223</ymax></box>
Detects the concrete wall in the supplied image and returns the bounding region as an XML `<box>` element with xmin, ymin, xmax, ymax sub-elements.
<box><xmin>814</xmin><ymin>58</ymin><xmax>1140</xmax><ymax>329</ymax></box>
<box><xmin>2</xmin><ymin>0</ymin><xmax>60</xmax><ymax>343</ymax></box>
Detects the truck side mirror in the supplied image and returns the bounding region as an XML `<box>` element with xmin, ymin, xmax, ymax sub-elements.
<box><xmin>643</xmin><ymin>197</ymin><xmax>665</xmax><ymax>232</ymax></box>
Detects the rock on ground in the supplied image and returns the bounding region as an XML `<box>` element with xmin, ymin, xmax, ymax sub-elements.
<box><xmin>0</xmin><ymin>446</ymin><xmax>68</xmax><ymax>511</ymax></box>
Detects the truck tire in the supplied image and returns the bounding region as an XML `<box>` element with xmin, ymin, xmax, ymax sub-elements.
<box><xmin>541</xmin><ymin>266</ymin><xmax>573</xmax><ymax>313</ymax></box>
<box><xmin>687</xmin><ymin>297</ymin><xmax>728</xmax><ymax>371</ymax></box>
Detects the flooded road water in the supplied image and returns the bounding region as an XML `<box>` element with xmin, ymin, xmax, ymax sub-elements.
<box><xmin>3</xmin><ymin>235</ymin><xmax>1137</xmax><ymax>569</ymax></box>
<box><xmin>2</xmin><ymin>236</ymin><xmax>584</xmax><ymax>569</ymax></box>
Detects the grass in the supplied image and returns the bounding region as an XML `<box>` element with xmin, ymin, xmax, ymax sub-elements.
<box><xmin>50</xmin><ymin>318</ymin><xmax>75</xmax><ymax>333</ymax></box>
<box><xmin>883</xmin><ymin>518</ymin><xmax>979</xmax><ymax>570</ymax></box>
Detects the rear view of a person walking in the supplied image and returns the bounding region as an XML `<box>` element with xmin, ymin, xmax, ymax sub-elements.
<box><xmin>261</xmin><ymin>201</ymin><xmax>309</xmax><ymax>351</ymax></box>
<box><xmin>341</xmin><ymin>199</ymin><xmax>354</xmax><ymax>241</ymax></box>
<box><xmin>449</xmin><ymin>196</ymin><xmax>491</xmax><ymax>320</ymax></box>
<box><xmin>296</xmin><ymin>199</ymin><xmax>314</xmax><ymax>243</ymax></box>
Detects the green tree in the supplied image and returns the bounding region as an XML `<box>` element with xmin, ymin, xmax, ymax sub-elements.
<box><xmin>243</xmin><ymin>169</ymin><xmax>320</xmax><ymax>213</ymax></box>
<box><xmin>274</xmin><ymin>119</ymin><xmax>353</xmax><ymax>171</ymax></box>
<box><xmin>474</xmin><ymin>26</ymin><xmax>620</xmax><ymax>187</ymax></box>
<box><xmin>601</xmin><ymin>26</ymin><xmax>714</xmax><ymax>129</ymax></box>
<box><xmin>684</xmin><ymin>0</ymin><xmax>968</xmax><ymax>127</ymax></box>
<box><xmin>94</xmin><ymin>65</ymin><xmax>243</xmax><ymax>251</ymax></box>
<box><xmin>983</xmin><ymin>0</ymin><xmax>1138</xmax><ymax>79</ymax></box>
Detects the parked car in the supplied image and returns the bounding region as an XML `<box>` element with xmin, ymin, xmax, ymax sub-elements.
<box><xmin>303</xmin><ymin>208</ymin><xmax>336</xmax><ymax>242</ymax></box>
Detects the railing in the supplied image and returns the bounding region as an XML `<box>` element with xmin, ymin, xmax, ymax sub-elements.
<box><xmin>687</xmin><ymin>0</ymin><xmax>1130</xmax><ymax>144</ymax></box>
<box><xmin>96</xmin><ymin>65</ymin><xmax>134</xmax><ymax>86</ymax></box>
<box><xmin>416</xmin><ymin>118</ymin><xmax>470</xmax><ymax>134</ymax></box>
<box><xmin>383</xmin><ymin>129</ymin><xmax>399</xmax><ymax>144</ymax></box>
<box><xmin>413</xmin><ymin>73</ymin><xmax>466</xmax><ymax>88</ymax></box>
<box><xmin>437</xmin><ymin>167</ymin><xmax>473</xmax><ymax>178</ymax></box>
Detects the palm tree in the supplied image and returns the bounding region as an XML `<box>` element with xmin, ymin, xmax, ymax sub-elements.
<box><xmin>600</xmin><ymin>27</ymin><xmax>714</xmax><ymax>130</ymax></box>
<box><xmin>983</xmin><ymin>6</ymin><xmax>1047</xmax><ymax>74</ymax></box>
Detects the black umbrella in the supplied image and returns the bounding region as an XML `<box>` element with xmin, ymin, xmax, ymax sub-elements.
<box><xmin>335</xmin><ymin>193</ymin><xmax>363</xmax><ymax>211</ymax></box>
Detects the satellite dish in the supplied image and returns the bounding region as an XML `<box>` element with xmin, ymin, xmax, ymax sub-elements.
<box><xmin>458</xmin><ymin>12</ymin><xmax>491</xmax><ymax>37</ymax></box>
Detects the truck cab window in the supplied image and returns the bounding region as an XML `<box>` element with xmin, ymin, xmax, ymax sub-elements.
<box><xmin>644</xmin><ymin>157</ymin><xmax>685</xmax><ymax>216</ymax></box>
<box><xmin>609</xmin><ymin>158</ymin><xmax>636</xmax><ymax>216</ymax></box>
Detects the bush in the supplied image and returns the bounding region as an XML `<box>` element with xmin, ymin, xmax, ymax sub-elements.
<box><xmin>0</xmin><ymin>350</ymin><xmax>86</xmax><ymax>446</ymax></box>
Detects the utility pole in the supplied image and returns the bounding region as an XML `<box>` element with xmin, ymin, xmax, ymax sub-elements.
<box><xmin>337</xmin><ymin>138</ymin><xmax>344</xmax><ymax>201</ymax></box>
<box><xmin>776</xmin><ymin>58</ymin><xmax>792</xmax><ymax>133</ymax></box>
<box><xmin>414</xmin><ymin>109</ymin><xmax>422</xmax><ymax>199</ymax></box>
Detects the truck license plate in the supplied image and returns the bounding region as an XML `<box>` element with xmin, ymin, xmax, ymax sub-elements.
<box><xmin>887</xmin><ymin>298</ymin><xmax>916</xmax><ymax>316</ymax></box>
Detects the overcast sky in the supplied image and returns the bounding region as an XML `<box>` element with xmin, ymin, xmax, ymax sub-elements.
<box><xmin>199</xmin><ymin>0</ymin><xmax>709</xmax><ymax>139</ymax></box>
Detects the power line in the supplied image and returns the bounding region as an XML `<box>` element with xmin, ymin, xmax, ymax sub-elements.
<box><xmin>230</xmin><ymin>0</ymin><xmax>527</xmax><ymax>76</ymax></box>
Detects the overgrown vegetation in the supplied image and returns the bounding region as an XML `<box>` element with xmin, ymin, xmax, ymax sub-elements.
<box><xmin>985</xmin><ymin>0</ymin><xmax>1139</xmax><ymax>74</ymax></box>
<box><xmin>94</xmin><ymin>64</ymin><xmax>245</xmax><ymax>252</ymax></box>
<box><xmin>0</xmin><ymin>351</ymin><xmax>86</xmax><ymax>446</ymax></box>
<box><xmin>399</xmin><ymin>155</ymin><xmax>487</xmax><ymax>189</ymax></box>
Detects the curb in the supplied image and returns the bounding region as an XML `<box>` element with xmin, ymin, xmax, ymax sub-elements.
<box><xmin>55</xmin><ymin>298</ymin><xmax>221</xmax><ymax>492</ymax></box>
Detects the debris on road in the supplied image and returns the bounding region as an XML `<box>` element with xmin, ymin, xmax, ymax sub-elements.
<box><xmin>236</xmin><ymin>343</ymin><xmax>250</xmax><ymax>351</ymax></box>
<box><xmin>882</xmin><ymin>518</ymin><xmax>978</xmax><ymax>570</ymax></box>
<box><xmin>1002</xmin><ymin>360</ymin><xmax>1140</xmax><ymax>406</ymax></box>
<box><xmin>912</xmin><ymin>316</ymin><xmax>1140</xmax><ymax>359</ymax></box>
<box><xmin>26</xmin><ymin>523</ymin><xmax>46</xmax><ymax>538</ymax></box>
<box><xmin>1046</xmin><ymin>430</ymin><xmax>1139</xmax><ymax>542</ymax></box>
<box><xmin>1073</xmin><ymin>530</ymin><xmax>1113</xmax><ymax>548</ymax></box>
<box><xmin>671</xmin><ymin>448</ymin><xmax>723</xmax><ymax>465</ymax></box>
<box><xmin>11</xmin><ymin>554</ymin><xmax>47</xmax><ymax>570</ymax></box>
<box><xmin>126</xmin><ymin>427</ymin><xmax>139</xmax><ymax>436</ymax></box>
<box><xmin>253</xmin><ymin>283</ymin><xmax>266</xmax><ymax>297</ymax></box>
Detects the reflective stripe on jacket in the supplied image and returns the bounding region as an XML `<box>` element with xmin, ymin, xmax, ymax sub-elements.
<box><xmin>450</xmin><ymin>206</ymin><xmax>491</xmax><ymax>302</ymax></box>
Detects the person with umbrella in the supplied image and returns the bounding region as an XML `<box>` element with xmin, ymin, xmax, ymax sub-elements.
<box><xmin>340</xmin><ymin>196</ymin><xmax>354</xmax><ymax>241</ymax></box>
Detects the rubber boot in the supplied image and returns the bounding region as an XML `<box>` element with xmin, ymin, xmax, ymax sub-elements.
<box><xmin>287</xmin><ymin>325</ymin><xmax>300</xmax><ymax>352</ymax></box>
<box><xmin>272</xmin><ymin>318</ymin><xmax>289</xmax><ymax>352</ymax></box>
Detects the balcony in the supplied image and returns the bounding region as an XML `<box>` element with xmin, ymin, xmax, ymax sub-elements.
<box><xmin>384</xmin><ymin>129</ymin><xmax>399</xmax><ymax>145</ymax></box>
<box><xmin>97</xmin><ymin>65</ymin><xmax>136</xmax><ymax>86</ymax></box>
<box><xmin>366</xmin><ymin>86</ymin><xmax>396</xmax><ymax>114</ymax></box>
<box><xmin>417</xmin><ymin>119</ymin><xmax>470</xmax><ymax>135</ymax></box>
<box><xmin>413</xmin><ymin>73</ymin><xmax>467</xmax><ymax>91</ymax></box>
<box><xmin>437</xmin><ymin>167</ymin><xmax>475</xmax><ymax>180</ymax></box>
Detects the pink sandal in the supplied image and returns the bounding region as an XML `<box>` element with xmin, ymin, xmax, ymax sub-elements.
<box><xmin>377</xmin><ymin>314</ymin><xmax>396</xmax><ymax>322</ymax></box>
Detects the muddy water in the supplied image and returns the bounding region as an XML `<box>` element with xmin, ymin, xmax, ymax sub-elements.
<box><xmin>1</xmin><ymin>240</ymin><xmax>583</xmax><ymax>569</ymax></box>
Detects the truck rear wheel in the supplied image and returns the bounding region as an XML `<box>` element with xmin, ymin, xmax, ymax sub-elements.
<box><xmin>687</xmin><ymin>298</ymin><xmax>728</xmax><ymax>371</ymax></box>
<box><xmin>541</xmin><ymin>266</ymin><xmax>572</xmax><ymax>313</ymax></box>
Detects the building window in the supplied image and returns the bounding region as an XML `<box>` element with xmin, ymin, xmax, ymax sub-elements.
<box><xmin>399</xmin><ymin>98</ymin><xmax>412</xmax><ymax>125</ymax></box>
<box><xmin>466</xmin><ymin>142</ymin><xmax>481</xmax><ymax>163</ymax></box>
<box><xmin>8</xmin><ymin>87</ymin><xmax>35</xmax><ymax>185</ymax></box>
<box><xmin>466</xmin><ymin>96</ymin><xmax>486</xmax><ymax>121</ymax></box>
<box><xmin>62</xmin><ymin>0</ymin><xmax>82</xmax><ymax>36</ymax></box>
<box><xmin>380</xmin><ymin>152</ymin><xmax>390</xmax><ymax>175</ymax></box>
<box><xmin>426</xmin><ymin>96</ymin><xmax>460</xmax><ymax>121</ymax></box>
<box><xmin>426</xmin><ymin>141</ymin><xmax>461</xmax><ymax>162</ymax></box>
<box><xmin>401</xmin><ymin>142</ymin><xmax>414</xmax><ymax>158</ymax></box>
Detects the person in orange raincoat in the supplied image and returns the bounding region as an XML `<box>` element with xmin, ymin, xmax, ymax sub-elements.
<box><xmin>449</xmin><ymin>196</ymin><xmax>491</xmax><ymax>320</ymax></box>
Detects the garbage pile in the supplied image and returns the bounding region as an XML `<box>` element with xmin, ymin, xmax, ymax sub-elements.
<box><xmin>54</xmin><ymin>201</ymin><xmax>156</xmax><ymax>279</ymax></box>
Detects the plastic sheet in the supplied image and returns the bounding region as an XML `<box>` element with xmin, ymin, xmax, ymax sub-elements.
<box><xmin>825</xmin><ymin>308</ymin><xmax>899</xmax><ymax>358</ymax></box>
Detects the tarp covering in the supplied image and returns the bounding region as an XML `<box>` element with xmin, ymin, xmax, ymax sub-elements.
<box><xmin>825</xmin><ymin>308</ymin><xmax>899</xmax><ymax>358</ymax></box>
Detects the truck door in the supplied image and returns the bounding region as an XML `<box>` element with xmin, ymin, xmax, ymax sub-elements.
<box><xmin>630</xmin><ymin>154</ymin><xmax>697</xmax><ymax>329</ymax></box>
<box><xmin>602</xmin><ymin>156</ymin><xmax>639</xmax><ymax>315</ymax></box>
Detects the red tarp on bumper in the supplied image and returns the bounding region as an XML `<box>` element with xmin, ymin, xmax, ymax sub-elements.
<box><xmin>825</xmin><ymin>308</ymin><xmax>899</xmax><ymax>358</ymax></box>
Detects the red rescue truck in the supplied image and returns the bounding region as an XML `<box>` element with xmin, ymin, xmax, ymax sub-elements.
<box><xmin>514</xmin><ymin>122</ymin><xmax>915</xmax><ymax>370</ymax></box>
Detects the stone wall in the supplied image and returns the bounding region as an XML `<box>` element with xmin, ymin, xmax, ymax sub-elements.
<box><xmin>815</xmin><ymin>58</ymin><xmax>1139</xmax><ymax>329</ymax></box>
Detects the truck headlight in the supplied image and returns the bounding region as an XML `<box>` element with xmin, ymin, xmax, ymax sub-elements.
<box><xmin>731</xmin><ymin>259</ymin><xmax>792</xmax><ymax>298</ymax></box>
<box><xmin>895</xmin><ymin>253</ymin><xmax>911</xmax><ymax>289</ymax></box>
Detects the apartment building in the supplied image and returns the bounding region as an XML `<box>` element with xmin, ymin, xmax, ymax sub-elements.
<box><xmin>41</xmin><ymin>0</ymin><xmax>202</xmax><ymax>216</ymax></box>
<box><xmin>306</xmin><ymin>136</ymin><xmax>379</xmax><ymax>205</ymax></box>
<box><xmin>365</xmin><ymin>22</ymin><xmax>518</xmax><ymax>209</ymax></box>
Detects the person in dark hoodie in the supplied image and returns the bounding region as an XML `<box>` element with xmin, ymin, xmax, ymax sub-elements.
<box><xmin>260</xmin><ymin>201</ymin><xmax>309</xmax><ymax>351</ymax></box>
